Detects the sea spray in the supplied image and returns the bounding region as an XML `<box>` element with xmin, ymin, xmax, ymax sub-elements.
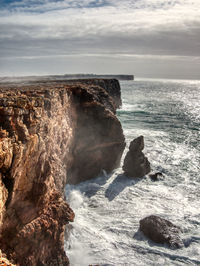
<box><xmin>65</xmin><ymin>188</ymin><xmax>95</xmax><ymax>266</ymax></box>
<box><xmin>65</xmin><ymin>79</ymin><xmax>200</xmax><ymax>266</ymax></box>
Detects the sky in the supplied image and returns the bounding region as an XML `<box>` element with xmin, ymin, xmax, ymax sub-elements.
<box><xmin>0</xmin><ymin>0</ymin><xmax>200</xmax><ymax>79</ymax></box>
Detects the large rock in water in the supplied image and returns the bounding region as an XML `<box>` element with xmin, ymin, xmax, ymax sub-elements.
<box><xmin>122</xmin><ymin>136</ymin><xmax>150</xmax><ymax>178</ymax></box>
<box><xmin>0</xmin><ymin>79</ymin><xmax>125</xmax><ymax>265</ymax></box>
<box><xmin>140</xmin><ymin>215</ymin><xmax>184</xmax><ymax>249</ymax></box>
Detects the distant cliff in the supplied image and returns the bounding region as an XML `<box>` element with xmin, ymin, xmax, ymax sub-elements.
<box><xmin>0</xmin><ymin>74</ymin><xmax>134</xmax><ymax>84</ymax></box>
<box><xmin>0</xmin><ymin>79</ymin><xmax>125</xmax><ymax>265</ymax></box>
<box><xmin>61</xmin><ymin>74</ymin><xmax>134</xmax><ymax>80</ymax></box>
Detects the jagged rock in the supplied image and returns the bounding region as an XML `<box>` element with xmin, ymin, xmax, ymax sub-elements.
<box><xmin>0</xmin><ymin>251</ymin><xmax>16</xmax><ymax>266</ymax></box>
<box><xmin>149</xmin><ymin>172</ymin><xmax>163</xmax><ymax>181</ymax></box>
<box><xmin>65</xmin><ymin>78</ymin><xmax>122</xmax><ymax>110</ymax></box>
<box><xmin>67</xmin><ymin>85</ymin><xmax>125</xmax><ymax>184</ymax></box>
<box><xmin>122</xmin><ymin>136</ymin><xmax>150</xmax><ymax>178</ymax></box>
<box><xmin>0</xmin><ymin>79</ymin><xmax>125</xmax><ymax>265</ymax></box>
<box><xmin>140</xmin><ymin>215</ymin><xmax>184</xmax><ymax>249</ymax></box>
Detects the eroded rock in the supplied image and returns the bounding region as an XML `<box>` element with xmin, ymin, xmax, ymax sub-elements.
<box><xmin>67</xmin><ymin>85</ymin><xmax>125</xmax><ymax>184</ymax></box>
<box><xmin>140</xmin><ymin>215</ymin><xmax>184</xmax><ymax>249</ymax></box>
<box><xmin>0</xmin><ymin>79</ymin><xmax>125</xmax><ymax>265</ymax></box>
<box><xmin>65</xmin><ymin>78</ymin><xmax>122</xmax><ymax>109</ymax></box>
<box><xmin>123</xmin><ymin>136</ymin><xmax>150</xmax><ymax>178</ymax></box>
<box><xmin>149</xmin><ymin>172</ymin><xmax>163</xmax><ymax>181</ymax></box>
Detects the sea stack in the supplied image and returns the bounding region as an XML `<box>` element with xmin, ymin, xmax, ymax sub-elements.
<box><xmin>123</xmin><ymin>136</ymin><xmax>150</xmax><ymax>178</ymax></box>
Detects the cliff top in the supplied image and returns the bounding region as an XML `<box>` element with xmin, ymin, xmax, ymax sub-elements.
<box><xmin>0</xmin><ymin>74</ymin><xmax>134</xmax><ymax>85</ymax></box>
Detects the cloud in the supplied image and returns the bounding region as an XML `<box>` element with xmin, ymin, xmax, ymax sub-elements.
<box><xmin>0</xmin><ymin>0</ymin><xmax>200</xmax><ymax>78</ymax></box>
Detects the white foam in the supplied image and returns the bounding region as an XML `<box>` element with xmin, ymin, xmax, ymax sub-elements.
<box><xmin>65</xmin><ymin>80</ymin><xmax>200</xmax><ymax>265</ymax></box>
<box><xmin>66</xmin><ymin>189</ymin><xmax>85</xmax><ymax>210</ymax></box>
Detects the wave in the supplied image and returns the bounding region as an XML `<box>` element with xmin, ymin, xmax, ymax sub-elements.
<box><xmin>65</xmin><ymin>79</ymin><xmax>200</xmax><ymax>266</ymax></box>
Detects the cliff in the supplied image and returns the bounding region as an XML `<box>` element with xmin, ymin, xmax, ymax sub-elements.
<box><xmin>0</xmin><ymin>79</ymin><xmax>125</xmax><ymax>265</ymax></box>
<box><xmin>65</xmin><ymin>79</ymin><xmax>122</xmax><ymax>109</ymax></box>
<box><xmin>0</xmin><ymin>74</ymin><xmax>134</xmax><ymax>84</ymax></box>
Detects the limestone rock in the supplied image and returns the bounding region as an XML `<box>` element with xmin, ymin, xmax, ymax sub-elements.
<box><xmin>0</xmin><ymin>251</ymin><xmax>16</xmax><ymax>266</ymax></box>
<box><xmin>0</xmin><ymin>79</ymin><xmax>125</xmax><ymax>265</ymax></box>
<box><xmin>65</xmin><ymin>78</ymin><xmax>122</xmax><ymax>109</ymax></box>
<box><xmin>140</xmin><ymin>215</ymin><xmax>184</xmax><ymax>249</ymax></box>
<box><xmin>123</xmin><ymin>136</ymin><xmax>150</xmax><ymax>178</ymax></box>
<box><xmin>0</xmin><ymin>174</ymin><xmax>8</xmax><ymax>229</ymax></box>
<box><xmin>67</xmin><ymin>85</ymin><xmax>125</xmax><ymax>184</ymax></box>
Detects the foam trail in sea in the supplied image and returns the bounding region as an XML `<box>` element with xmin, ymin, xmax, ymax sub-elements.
<box><xmin>65</xmin><ymin>79</ymin><xmax>200</xmax><ymax>266</ymax></box>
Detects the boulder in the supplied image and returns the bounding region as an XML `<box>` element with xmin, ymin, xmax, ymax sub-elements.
<box><xmin>149</xmin><ymin>172</ymin><xmax>163</xmax><ymax>181</ymax></box>
<box><xmin>122</xmin><ymin>136</ymin><xmax>150</xmax><ymax>178</ymax></box>
<box><xmin>139</xmin><ymin>215</ymin><xmax>184</xmax><ymax>249</ymax></box>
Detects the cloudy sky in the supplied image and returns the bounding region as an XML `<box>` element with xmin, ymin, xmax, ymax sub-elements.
<box><xmin>0</xmin><ymin>0</ymin><xmax>200</xmax><ymax>79</ymax></box>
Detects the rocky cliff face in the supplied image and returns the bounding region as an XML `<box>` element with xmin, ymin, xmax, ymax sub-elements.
<box><xmin>0</xmin><ymin>79</ymin><xmax>125</xmax><ymax>265</ymax></box>
<box><xmin>65</xmin><ymin>79</ymin><xmax>122</xmax><ymax>109</ymax></box>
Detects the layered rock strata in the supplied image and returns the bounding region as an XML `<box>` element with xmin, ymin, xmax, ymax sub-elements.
<box><xmin>0</xmin><ymin>79</ymin><xmax>122</xmax><ymax>110</ymax></box>
<box><xmin>123</xmin><ymin>136</ymin><xmax>150</xmax><ymax>178</ymax></box>
<box><xmin>0</xmin><ymin>80</ymin><xmax>125</xmax><ymax>265</ymax></box>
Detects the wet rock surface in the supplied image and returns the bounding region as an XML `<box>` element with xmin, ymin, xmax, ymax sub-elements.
<box><xmin>149</xmin><ymin>172</ymin><xmax>163</xmax><ymax>181</ymax></box>
<box><xmin>140</xmin><ymin>215</ymin><xmax>184</xmax><ymax>249</ymax></box>
<box><xmin>123</xmin><ymin>136</ymin><xmax>150</xmax><ymax>178</ymax></box>
<box><xmin>0</xmin><ymin>79</ymin><xmax>125</xmax><ymax>265</ymax></box>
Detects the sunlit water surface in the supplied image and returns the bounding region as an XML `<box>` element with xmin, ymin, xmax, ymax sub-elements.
<box><xmin>65</xmin><ymin>79</ymin><xmax>200</xmax><ymax>266</ymax></box>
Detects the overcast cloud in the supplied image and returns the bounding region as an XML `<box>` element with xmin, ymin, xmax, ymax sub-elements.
<box><xmin>0</xmin><ymin>0</ymin><xmax>200</xmax><ymax>79</ymax></box>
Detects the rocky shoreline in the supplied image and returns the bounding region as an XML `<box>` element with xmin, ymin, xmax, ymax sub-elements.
<box><xmin>0</xmin><ymin>79</ymin><xmax>125</xmax><ymax>265</ymax></box>
<box><xmin>0</xmin><ymin>78</ymin><xmax>185</xmax><ymax>265</ymax></box>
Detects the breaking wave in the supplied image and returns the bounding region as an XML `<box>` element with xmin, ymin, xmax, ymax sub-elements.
<box><xmin>65</xmin><ymin>79</ymin><xmax>200</xmax><ymax>266</ymax></box>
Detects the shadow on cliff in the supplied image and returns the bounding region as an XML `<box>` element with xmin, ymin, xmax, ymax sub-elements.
<box><xmin>105</xmin><ymin>174</ymin><xmax>144</xmax><ymax>201</ymax></box>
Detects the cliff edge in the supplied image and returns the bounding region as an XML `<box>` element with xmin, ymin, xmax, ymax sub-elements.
<box><xmin>0</xmin><ymin>79</ymin><xmax>125</xmax><ymax>265</ymax></box>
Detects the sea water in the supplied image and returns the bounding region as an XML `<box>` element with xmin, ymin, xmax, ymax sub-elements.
<box><xmin>65</xmin><ymin>79</ymin><xmax>200</xmax><ymax>266</ymax></box>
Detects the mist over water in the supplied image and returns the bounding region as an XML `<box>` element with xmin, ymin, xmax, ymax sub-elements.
<box><xmin>65</xmin><ymin>79</ymin><xmax>200</xmax><ymax>266</ymax></box>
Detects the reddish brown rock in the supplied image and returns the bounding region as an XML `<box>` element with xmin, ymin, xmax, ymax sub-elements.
<box><xmin>0</xmin><ymin>252</ymin><xmax>16</xmax><ymax>266</ymax></box>
<box><xmin>0</xmin><ymin>79</ymin><xmax>125</xmax><ymax>265</ymax></box>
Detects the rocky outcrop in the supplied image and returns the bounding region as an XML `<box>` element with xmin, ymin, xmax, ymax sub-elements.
<box><xmin>0</xmin><ymin>80</ymin><xmax>125</xmax><ymax>265</ymax></box>
<box><xmin>140</xmin><ymin>215</ymin><xmax>184</xmax><ymax>249</ymax></box>
<box><xmin>149</xmin><ymin>172</ymin><xmax>163</xmax><ymax>181</ymax></box>
<box><xmin>0</xmin><ymin>84</ymin><xmax>76</xmax><ymax>265</ymax></box>
<box><xmin>123</xmin><ymin>136</ymin><xmax>150</xmax><ymax>178</ymax></box>
<box><xmin>0</xmin><ymin>78</ymin><xmax>122</xmax><ymax>110</ymax></box>
<box><xmin>0</xmin><ymin>252</ymin><xmax>16</xmax><ymax>266</ymax></box>
<box><xmin>65</xmin><ymin>79</ymin><xmax>122</xmax><ymax>109</ymax></box>
<box><xmin>67</xmin><ymin>83</ymin><xmax>125</xmax><ymax>184</ymax></box>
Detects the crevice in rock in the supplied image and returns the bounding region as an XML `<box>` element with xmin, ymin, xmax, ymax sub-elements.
<box><xmin>2</xmin><ymin>173</ymin><xmax>14</xmax><ymax>208</ymax></box>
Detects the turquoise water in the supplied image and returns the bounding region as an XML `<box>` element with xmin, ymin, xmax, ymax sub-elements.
<box><xmin>65</xmin><ymin>79</ymin><xmax>200</xmax><ymax>266</ymax></box>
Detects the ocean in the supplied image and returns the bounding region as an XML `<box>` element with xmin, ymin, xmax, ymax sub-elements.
<box><xmin>65</xmin><ymin>79</ymin><xmax>200</xmax><ymax>266</ymax></box>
